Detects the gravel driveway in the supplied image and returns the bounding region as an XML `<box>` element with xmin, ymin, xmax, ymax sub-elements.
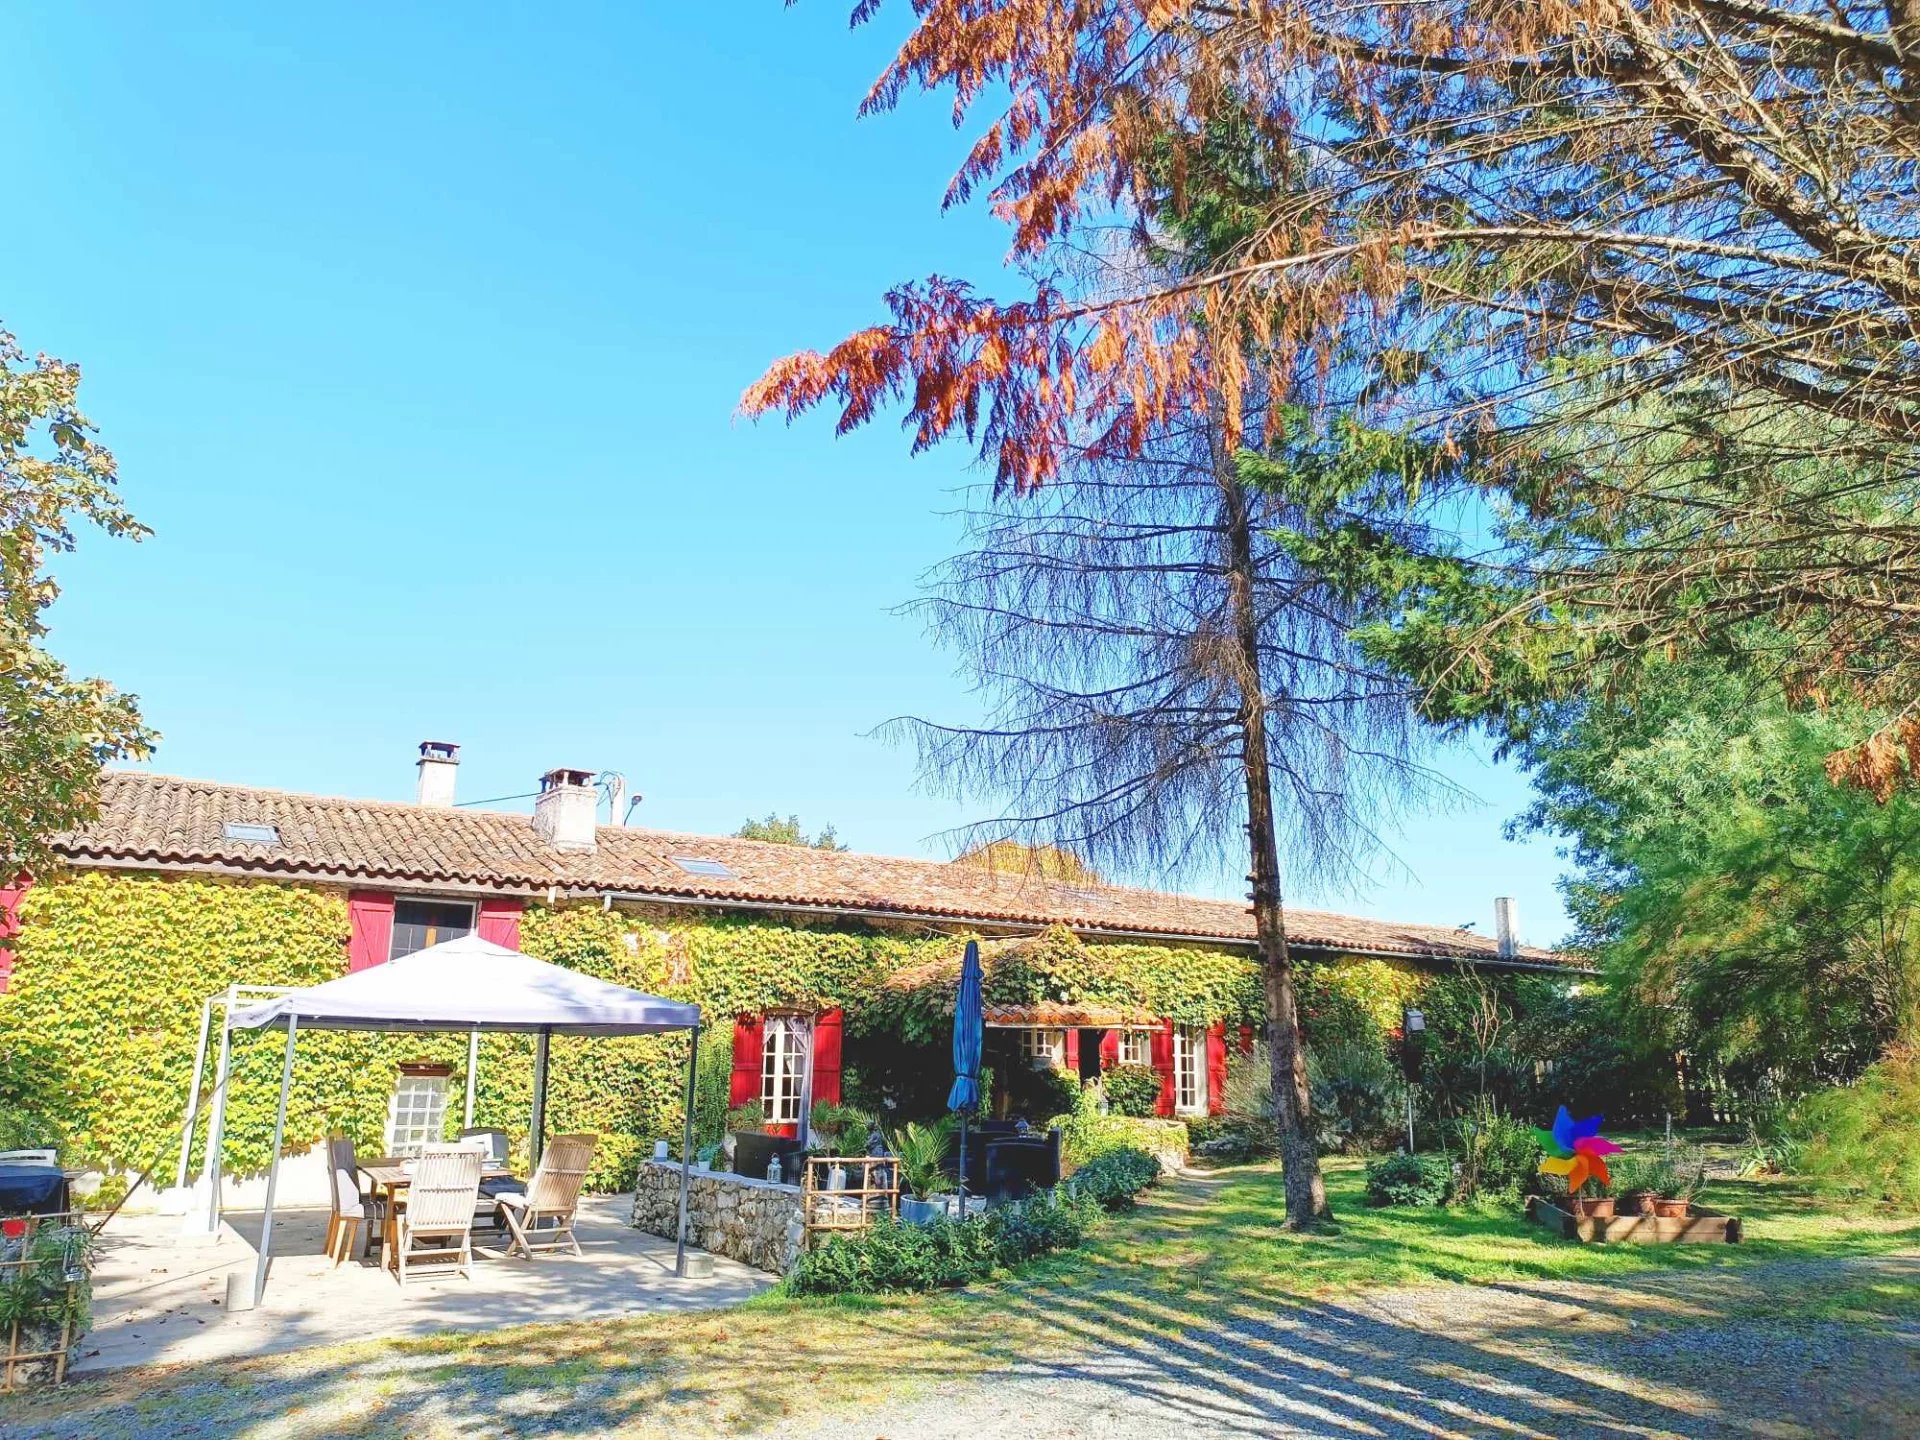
<box><xmin>4</xmin><ymin>1250</ymin><xmax>1914</xmax><ymax>1438</ymax></box>
<box><xmin>792</xmin><ymin>1252</ymin><xmax>1920</xmax><ymax>1440</ymax></box>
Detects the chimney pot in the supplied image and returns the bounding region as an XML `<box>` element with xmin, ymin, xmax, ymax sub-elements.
<box><xmin>1494</xmin><ymin>896</ymin><xmax>1520</xmax><ymax>959</ymax></box>
<box><xmin>415</xmin><ymin>741</ymin><xmax>460</xmax><ymax>807</ymax></box>
<box><xmin>534</xmin><ymin>767</ymin><xmax>599</xmax><ymax>851</ymax></box>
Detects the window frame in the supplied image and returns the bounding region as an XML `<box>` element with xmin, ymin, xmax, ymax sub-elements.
<box><xmin>1116</xmin><ymin>1029</ymin><xmax>1152</xmax><ymax>1067</ymax></box>
<box><xmin>1173</xmin><ymin>1024</ymin><xmax>1207</xmax><ymax>1116</ymax></box>
<box><xmin>385</xmin><ymin>1071</ymin><xmax>450</xmax><ymax>1157</ymax></box>
<box><xmin>388</xmin><ymin>897</ymin><xmax>477</xmax><ymax>963</ymax></box>
<box><xmin>761</xmin><ymin>1013</ymin><xmax>813</xmax><ymax>1126</ymax></box>
<box><xmin>1018</xmin><ymin>1027</ymin><xmax>1067</xmax><ymax>1069</ymax></box>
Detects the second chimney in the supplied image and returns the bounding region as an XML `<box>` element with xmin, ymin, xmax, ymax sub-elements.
<box><xmin>416</xmin><ymin>741</ymin><xmax>460</xmax><ymax>807</ymax></box>
<box><xmin>1494</xmin><ymin>896</ymin><xmax>1520</xmax><ymax>959</ymax></box>
<box><xmin>533</xmin><ymin>767</ymin><xmax>598</xmax><ymax>851</ymax></box>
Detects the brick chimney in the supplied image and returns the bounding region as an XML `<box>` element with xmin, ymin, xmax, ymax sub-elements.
<box><xmin>533</xmin><ymin>767</ymin><xmax>598</xmax><ymax>851</ymax></box>
<box><xmin>415</xmin><ymin>741</ymin><xmax>460</xmax><ymax>807</ymax></box>
<box><xmin>1494</xmin><ymin>896</ymin><xmax>1520</xmax><ymax>958</ymax></box>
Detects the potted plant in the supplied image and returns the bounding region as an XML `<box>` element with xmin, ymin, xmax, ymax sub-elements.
<box><xmin>1654</xmin><ymin>1145</ymin><xmax>1707</xmax><ymax>1218</ymax></box>
<box><xmin>890</xmin><ymin>1118</ymin><xmax>954</xmax><ymax>1224</ymax></box>
<box><xmin>1611</xmin><ymin>1156</ymin><xmax>1661</xmax><ymax>1216</ymax></box>
<box><xmin>1571</xmin><ymin>1176</ymin><xmax>1615</xmax><ymax>1219</ymax></box>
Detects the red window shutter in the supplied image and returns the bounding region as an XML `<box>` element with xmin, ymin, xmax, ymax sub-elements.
<box><xmin>1207</xmin><ymin>1021</ymin><xmax>1230</xmax><ymax>1116</ymax></box>
<box><xmin>1098</xmin><ymin>1029</ymin><xmax>1119</xmax><ymax>1067</ymax></box>
<box><xmin>1062</xmin><ymin>1028</ymin><xmax>1080</xmax><ymax>1073</ymax></box>
<box><xmin>730</xmin><ymin>1015</ymin><xmax>765</xmax><ymax>1108</ymax></box>
<box><xmin>476</xmin><ymin>897</ymin><xmax>523</xmax><ymax>950</ymax></box>
<box><xmin>0</xmin><ymin>875</ymin><xmax>28</xmax><ymax>995</ymax></box>
<box><xmin>347</xmin><ymin>891</ymin><xmax>396</xmax><ymax>972</ymax></box>
<box><xmin>810</xmin><ymin>1008</ymin><xmax>844</xmax><ymax>1107</ymax></box>
<box><xmin>1150</xmin><ymin>1019</ymin><xmax>1175</xmax><ymax>1118</ymax></box>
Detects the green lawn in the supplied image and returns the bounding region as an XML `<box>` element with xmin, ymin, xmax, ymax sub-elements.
<box><xmin>6</xmin><ymin>1158</ymin><xmax>1918</xmax><ymax>1438</ymax></box>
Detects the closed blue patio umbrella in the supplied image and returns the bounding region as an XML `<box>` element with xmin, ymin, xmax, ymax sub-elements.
<box><xmin>948</xmin><ymin>940</ymin><xmax>984</xmax><ymax>1212</ymax></box>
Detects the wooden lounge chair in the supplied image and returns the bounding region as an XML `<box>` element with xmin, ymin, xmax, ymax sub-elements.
<box><xmin>391</xmin><ymin>1145</ymin><xmax>484</xmax><ymax>1287</ymax></box>
<box><xmin>323</xmin><ymin>1134</ymin><xmax>366</xmax><ymax>1266</ymax></box>
<box><xmin>496</xmin><ymin>1133</ymin><xmax>596</xmax><ymax>1260</ymax></box>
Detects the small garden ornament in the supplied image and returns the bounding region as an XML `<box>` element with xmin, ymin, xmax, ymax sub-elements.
<box><xmin>1534</xmin><ymin>1106</ymin><xmax>1622</xmax><ymax>1215</ymax></box>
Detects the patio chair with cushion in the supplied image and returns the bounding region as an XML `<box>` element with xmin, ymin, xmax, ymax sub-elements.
<box><xmin>497</xmin><ymin>1132</ymin><xmax>596</xmax><ymax>1260</ymax></box>
<box><xmin>323</xmin><ymin>1134</ymin><xmax>367</xmax><ymax>1266</ymax></box>
<box><xmin>391</xmin><ymin>1144</ymin><xmax>484</xmax><ymax>1287</ymax></box>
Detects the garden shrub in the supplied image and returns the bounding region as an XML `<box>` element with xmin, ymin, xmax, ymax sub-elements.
<box><xmin>1185</xmin><ymin>1113</ymin><xmax>1277</xmax><ymax>1159</ymax></box>
<box><xmin>1063</xmin><ymin>1145</ymin><xmax>1160</xmax><ymax>1209</ymax></box>
<box><xmin>784</xmin><ymin>1190</ymin><xmax>1103</xmax><ymax>1295</ymax></box>
<box><xmin>1103</xmin><ymin>1063</ymin><xmax>1162</xmax><ymax>1118</ymax></box>
<box><xmin>1789</xmin><ymin>1042</ymin><xmax>1920</xmax><ymax>1207</ymax></box>
<box><xmin>1049</xmin><ymin>1083</ymin><xmax>1186</xmax><ymax>1169</ymax></box>
<box><xmin>1365</xmin><ymin>1151</ymin><xmax>1454</xmax><ymax>1208</ymax></box>
<box><xmin>1004</xmin><ymin>1062</ymin><xmax>1082</xmax><ymax>1122</ymax></box>
<box><xmin>1307</xmin><ymin>1037</ymin><xmax>1400</xmax><ymax>1154</ymax></box>
<box><xmin>987</xmin><ymin>1190</ymin><xmax>1103</xmax><ymax>1263</ymax></box>
<box><xmin>1448</xmin><ymin>1110</ymin><xmax>1541</xmax><ymax>1203</ymax></box>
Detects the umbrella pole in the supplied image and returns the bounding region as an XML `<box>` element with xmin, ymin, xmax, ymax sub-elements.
<box><xmin>530</xmin><ymin>1027</ymin><xmax>553</xmax><ymax>1169</ymax></box>
<box><xmin>675</xmin><ymin>1021</ymin><xmax>700</xmax><ymax>1277</ymax></box>
<box><xmin>957</xmin><ymin>1112</ymin><xmax>967</xmax><ymax>1218</ymax></box>
<box><xmin>253</xmin><ymin>1015</ymin><xmax>298</xmax><ymax>1306</ymax></box>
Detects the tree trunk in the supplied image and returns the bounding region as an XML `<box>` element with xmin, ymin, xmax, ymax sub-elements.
<box><xmin>1217</xmin><ymin>454</ymin><xmax>1329</xmax><ymax>1228</ymax></box>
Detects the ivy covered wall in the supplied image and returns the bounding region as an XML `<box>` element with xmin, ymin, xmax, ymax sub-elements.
<box><xmin>0</xmin><ymin>869</ymin><xmax>1577</xmax><ymax>1190</ymax></box>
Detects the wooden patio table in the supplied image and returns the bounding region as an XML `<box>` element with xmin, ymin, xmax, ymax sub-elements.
<box><xmin>359</xmin><ymin>1157</ymin><xmax>515</xmax><ymax>1273</ymax></box>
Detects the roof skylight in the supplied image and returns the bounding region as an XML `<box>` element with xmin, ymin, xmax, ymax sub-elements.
<box><xmin>222</xmin><ymin>821</ymin><xmax>281</xmax><ymax>846</ymax></box>
<box><xmin>669</xmin><ymin>856</ymin><xmax>737</xmax><ymax>879</ymax></box>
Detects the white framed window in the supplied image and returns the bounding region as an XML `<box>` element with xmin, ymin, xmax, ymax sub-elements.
<box><xmin>1173</xmin><ymin>1025</ymin><xmax>1207</xmax><ymax>1116</ymax></box>
<box><xmin>1018</xmin><ymin>1027</ymin><xmax>1067</xmax><ymax>1069</ymax></box>
<box><xmin>1117</xmin><ymin>1029</ymin><xmax>1153</xmax><ymax>1067</ymax></box>
<box><xmin>762</xmin><ymin>1014</ymin><xmax>813</xmax><ymax>1126</ymax></box>
<box><xmin>385</xmin><ymin>1068</ymin><xmax>450</xmax><ymax>1156</ymax></box>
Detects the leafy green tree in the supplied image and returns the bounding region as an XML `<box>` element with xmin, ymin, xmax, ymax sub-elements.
<box><xmin>1</xmin><ymin>326</ymin><xmax>151</xmax><ymax>878</ymax></box>
<box><xmin>733</xmin><ymin>814</ymin><xmax>846</xmax><ymax>851</ymax></box>
<box><xmin>1512</xmin><ymin>657</ymin><xmax>1920</xmax><ymax>1098</ymax></box>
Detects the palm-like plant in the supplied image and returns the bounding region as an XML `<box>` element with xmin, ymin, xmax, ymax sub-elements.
<box><xmin>890</xmin><ymin>1118</ymin><xmax>955</xmax><ymax>1202</ymax></box>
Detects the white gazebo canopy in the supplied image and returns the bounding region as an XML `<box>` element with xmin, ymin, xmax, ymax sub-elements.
<box><xmin>230</xmin><ymin>933</ymin><xmax>701</xmax><ymax>1035</ymax></box>
<box><xmin>197</xmin><ymin>933</ymin><xmax>703</xmax><ymax>1304</ymax></box>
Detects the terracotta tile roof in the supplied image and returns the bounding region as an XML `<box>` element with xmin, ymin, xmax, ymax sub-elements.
<box><xmin>983</xmin><ymin>1003</ymin><xmax>1160</xmax><ymax>1028</ymax></box>
<box><xmin>55</xmin><ymin>772</ymin><xmax>1568</xmax><ymax>966</ymax></box>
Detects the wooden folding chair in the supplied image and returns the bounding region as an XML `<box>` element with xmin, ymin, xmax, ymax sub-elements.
<box><xmin>496</xmin><ymin>1133</ymin><xmax>596</xmax><ymax>1260</ymax></box>
<box><xmin>391</xmin><ymin>1145</ymin><xmax>484</xmax><ymax>1287</ymax></box>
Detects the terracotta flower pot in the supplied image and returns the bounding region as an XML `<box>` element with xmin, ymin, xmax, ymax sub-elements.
<box><xmin>1622</xmin><ymin>1190</ymin><xmax>1658</xmax><ymax>1216</ymax></box>
<box><xmin>1653</xmin><ymin>1197</ymin><xmax>1691</xmax><ymax>1219</ymax></box>
<box><xmin>1578</xmin><ymin>1197</ymin><xmax>1616</xmax><ymax>1219</ymax></box>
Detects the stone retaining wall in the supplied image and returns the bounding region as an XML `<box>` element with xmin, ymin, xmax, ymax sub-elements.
<box><xmin>630</xmin><ymin>1161</ymin><xmax>804</xmax><ymax>1275</ymax></box>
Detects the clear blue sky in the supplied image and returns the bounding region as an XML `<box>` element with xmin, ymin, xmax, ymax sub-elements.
<box><xmin>4</xmin><ymin>3</ymin><xmax>1573</xmax><ymax>943</ymax></box>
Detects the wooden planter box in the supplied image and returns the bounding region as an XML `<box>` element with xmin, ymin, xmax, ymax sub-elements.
<box><xmin>1526</xmin><ymin>1195</ymin><xmax>1742</xmax><ymax>1244</ymax></box>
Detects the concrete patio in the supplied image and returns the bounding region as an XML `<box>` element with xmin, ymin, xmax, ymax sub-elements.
<box><xmin>74</xmin><ymin>1193</ymin><xmax>769</xmax><ymax>1375</ymax></box>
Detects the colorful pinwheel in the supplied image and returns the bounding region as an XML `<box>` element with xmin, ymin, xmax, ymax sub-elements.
<box><xmin>1533</xmin><ymin>1106</ymin><xmax>1622</xmax><ymax>1192</ymax></box>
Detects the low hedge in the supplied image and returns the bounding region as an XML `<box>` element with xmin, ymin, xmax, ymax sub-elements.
<box><xmin>786</xmin><ymin>1142</ymin><xmax>1161</xmax><ymax>1296</ymax></box>
<box><xmin>785</xmin><ymin>1192</ymin><xmax>1099</xmax><ymax>1295</ymax></box>
<box><xmin>1063</xmin><ymin>1145</ymin><xmax>1160</xmax><ymax>1209</ymax></box>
